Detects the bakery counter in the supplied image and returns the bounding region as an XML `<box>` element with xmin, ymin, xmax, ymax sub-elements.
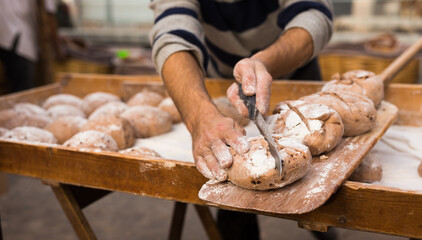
<box><xmin>0</xmin><ymin>73</ymin><xmax>421</xmax><ymax>239</ymax></box>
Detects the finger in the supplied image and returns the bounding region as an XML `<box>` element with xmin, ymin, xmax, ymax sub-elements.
<box><xmin>233</xmin><ymin>59</ymin><xmax>256</xmax><ymax>95</ymax></box>
<box><xmin>211</xmin><ymin>139</ymin><xmax>233</xmax><ymax>168</ymax></box>
<box><xmin>203</xmin><ymin>152</ymin><xmax>227</xmax><ymax>181</ymax></box>
<box><xmin>227</xmin><ymin>83</ymin><xmax>249</xmax><ymax>118</ymax></box>
<box><xmin>254</xmin><ymin>62</ymin><xmax>273</xmax><ymax>115</ymax></box>
<box><xmin>195</xmin><ymin>156</ymin><xmax>215</xmax><ymax>180</ymax></box>
<box><xmin>224</xmin><ymin>129</ymin><xmax>250</xmax><ymax>154</ymax></box>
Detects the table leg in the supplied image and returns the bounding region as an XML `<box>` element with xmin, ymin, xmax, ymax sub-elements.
<box><xmin>194</xmin><ymin>205</ymin><xmax>222</xmax><ymax>240</ymax></box>
<box><xmin>168</xmin><ymin>202</ymin><xmax>187</xmax><ymax>240</ymax></box>
<box><xmin>48</xmin><ymin>182</ymin><xmax>97</xmax><ymax>240</ymax></box>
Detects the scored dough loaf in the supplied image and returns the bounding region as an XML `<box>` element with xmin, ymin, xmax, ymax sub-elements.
<box><xmin>271</xmin><ymin>100</ymin><xmax>344</xmax><ymax>155</ymax></box>
<box><xmin>323</xmin><ymin>70</ymin><xmax>384</xmax><ymax>107</ymax></box>
<box><xmin>301</xmin><ymin>91</ymin><xmax>376</xmax><ymax>137</ymax></box>
<box><xmin>158</xmin><ymin>97</ymin><xmax>182</xmax><ymax>123</ymax></box>
<box><xmin>119</xmin><ymin>147</ymin><xmax>162</xmax><ymax>159</ymax></box>
<box><xmin>42</xmin><ymin>94</ymin><xmax>83</xmax><ymax>110</ymax></box>
<box><xmin>226</xmin><ymin>136</ymin><xmax>312</xmax><ymax>190</ymax></box>
<box><xmin>348</xmin><ymin>153</ymin><xmax>382</xmax><ymax>183</ymax></box>
<box><xmin>0</xmin><ymin>103</ymin><xmax>52</xmax><ymax>129</ymax></box>
<box><xmin>45</xmin><ymin>116</ymin><xmax>87</xmax><ymax>144</ymax></box>
<box><xmin>214</xmin><ymin>97</ymin><xmax>249</xmax><ymax>127</ymax></box>
<box><xmin>1</xmin><ymin>126</ymin><xmax>57</xmax><ymax>144</ymax></box>
<box><xmin>127</xmin><ymin>90</ymin><xmax>164</xmax><ymax>107</ymax></box>
<box><xmin>82</xmin><ymin>92</ymin><xmax>121</xmax><ymax>116</ymax></box>
<box><xmin>120</xmin><ymin>106</ymin><xmax>172</xmax><ymax>138</ymax></box>
<box><xmin>80</xmin><ymin>115</ymin><xmax>135</xmax><ymax>149</ymax></box>
<box><xmin>88</xmin><ymin>101</ymin><xmax>129</xmax><ymax>120</ymax></box>
<box><xmin>63</xmin><ymin>130</ymin><xmax>119</xmax><ymax>152</ymax></box>
<box><xmin>47</xmin><ymin>104</ymin><xmax>86</xmax><ymax>119</ymax></box>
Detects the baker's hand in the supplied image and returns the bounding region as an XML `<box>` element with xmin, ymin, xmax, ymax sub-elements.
<box><xmin>191</xmin><ymin>111</ymin><xmax>249</xmax><ymax>181</ymax></box>
<box><xmin>227</xmin><ymin>58</ymin><xmax>273</xmax><ymax>117</ymax></box>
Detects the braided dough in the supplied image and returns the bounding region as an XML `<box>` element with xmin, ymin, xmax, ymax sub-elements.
<box><xmin>301</xmin><ymin>91</ymin><xmax>376</xmax><ymax>137</ymax></box>
<box><xmin>323</xmin><ymin>70</ymin><xmax>384</xmax><ymax>107</ymax></box>
<box><xmin>227</xmin><ymin>136</ymin><xmax>311</xmax><ymax>190</ymax></box>
<box><xmin>272</xmin><ymin>100</ymin><xmax>344</xmax><ymax>155</ymax></box>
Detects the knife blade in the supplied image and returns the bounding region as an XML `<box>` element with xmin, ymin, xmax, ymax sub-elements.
<box><xmin>237</xmin><ymin>84</ymin><xmax>283</xmax><ymax>175</ymax></box>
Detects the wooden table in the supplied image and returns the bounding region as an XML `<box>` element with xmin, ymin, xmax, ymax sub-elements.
<box><xmin>1</xmin><ymin>73</ymin><xmax>422</xmax><ymax>239</ymax></box>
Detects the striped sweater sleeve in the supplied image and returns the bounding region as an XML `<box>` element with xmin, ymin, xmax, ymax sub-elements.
<box><xmin>149</xmin><ymin>0</ymin><xmax>207</xmax><ymax>75</ymax></box>
<box><xmin>278</xmin><ymin>0</ymin><xmax>334</xmax><ymax>59</ymax></box>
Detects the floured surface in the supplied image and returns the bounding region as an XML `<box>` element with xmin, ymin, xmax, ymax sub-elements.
<box><xmin>198</xmin><ymin>101</ymin><xmax>399</xmax><ymax>214</ymax></box>
<box><xmin>370</xmin><ymin>125</ymin><xmax>422</xmax><ymax>192</ymax></box>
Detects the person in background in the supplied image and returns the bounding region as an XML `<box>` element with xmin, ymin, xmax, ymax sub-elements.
<box><xmin>0</xmin><ymin>0</ymin><xmax>63</xmax><ymax>93</ymax></box>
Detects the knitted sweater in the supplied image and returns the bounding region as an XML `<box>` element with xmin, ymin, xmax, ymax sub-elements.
<box><xmin>149</xmin><ymin>0</ymin><xmax>333</xmax><ymax>78</ymax></box>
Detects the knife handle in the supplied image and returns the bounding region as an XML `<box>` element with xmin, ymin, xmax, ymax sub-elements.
<box><xmin>238</xmin><ymin>83</ymin><xmax>256</xmax><ymax>120</ymax></box>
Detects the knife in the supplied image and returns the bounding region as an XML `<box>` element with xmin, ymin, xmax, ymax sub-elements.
<box><xmin>238</xmin><ymin>84</ymin><xmax>283</xmax><ymax>175</ymax></box>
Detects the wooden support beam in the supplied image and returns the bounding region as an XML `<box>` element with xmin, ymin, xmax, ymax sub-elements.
<box><xmin>194</xmin><ymin>205</ymin><xmax>222</xmax><ymax>240</ymax></box>
<box><xmin>168</xmin><ymin>202</ymin><xmax>187</xmax><ymax>240</ymax></box>
<box><xmin>48</xmin><ymin>182</ymin><xmax>97</xmax><ymax>240</ymax></box>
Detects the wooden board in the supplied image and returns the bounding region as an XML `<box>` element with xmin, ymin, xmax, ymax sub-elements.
<box><xmin>199</xmin><ymin>101</ymin><xmax>399</xmax><ymax>214</ymax></box>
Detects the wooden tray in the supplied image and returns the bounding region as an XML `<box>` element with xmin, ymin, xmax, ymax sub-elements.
<box><xmin>199</xmin><ymin>101</ymin><xmax>398</xmax><ymax>214</ymax></box>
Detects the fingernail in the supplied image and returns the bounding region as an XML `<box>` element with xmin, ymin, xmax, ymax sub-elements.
<box><xmin>236</xmin><ymin>137</ymin><xmax>250</xmax><ymax>154</ymax></box>
<box><xmin>216</xmin><ymin>169</ymin><xmax>227</xmax><ymax>181</ymax></box>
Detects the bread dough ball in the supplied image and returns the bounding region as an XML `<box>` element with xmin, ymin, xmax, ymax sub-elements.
<box><xmin>80</xmin><ymin>115</ymin><xmax>135</xmax><ymax>149</ymax></box>
<box><xmin>88</xmin><ymin>101</ymin><xmax>128</xmax><ymax>120</ymax></box>
<box><xmin>214</xmin><ymin>97</ymin><xmax>249</xmax><ymax>127</ymax></box>
<box><xmin>82</xmin><ymin>92</ymin><xmax>121</xmax><ymax>116</ymax></box>
<box><xmin>301</xmin><ymin>91</ymin><xmax>376</xmax><ymax>137</ymax></box>
<box><xmin>227</xmin><ymin>136</ymin><xmax>312</xmax><ymax>190</ymax></box>
<box><xmin>0</xmin><ymin>103</ymin><xmax>51</xmax><ymax>129</ymax></box>
<box><xmin>119</xmin><ymin>147</ymin><xmax>162</xmax><ymax>159</ymax></box>
<box><xmin>323</xmin><ymin>70</ymin><xmax>384</xmax><ymax>107</ymax></box>
<box><xmin>0</xmin><ymin>127</ymin><xmax>9</xmax><ymax>137</ymax></box>
<box><xmin>64</xmin><ymin>130</ymin><xmax>119</xmax><ymax>152</ymax></box>
<box><xmin>127</xmin><ymin>90</ymin><xmax>164</xmax><ymax>107</ymax></box>
<box><xmin>348</xmin><ymin>153</ymin><xmax>382</xmax><ymax>183</ymax></box>
<box><xmin>418</xmin><ymin>161</ymin><xmax>422</xmax><ymax>178</ymax></box>
<box><xmin>158</xmin><ymin>97</ymin><xmax>182</xmax><ymax>123</ymax></box>
<box><xmin>47</xmin><ymin>104</ymin><xmax>86</xmax><ymax>119</ymax></box>
<box><xmin>42</xmin><ymin>94</ymin><xmax>83</xmax><ymax>110</ymax></box>
<box><xmin>120</xmin><ymin>106</ymin><xmax>172</xmax><ymax>138</ymax></box>
<box><xmin>45</xmin><ymin>116</ymin><xmax>87</xmax><ymax>144</ymax></box>
<box><xmin>272</xmin><ymin>100</ymin><xmax>344</xmax><ymax>155</ymax></box>
<box><xmin>2</xmin><ymin>126</ymin><xmax>57</xmax><ymax>144</ymax></box>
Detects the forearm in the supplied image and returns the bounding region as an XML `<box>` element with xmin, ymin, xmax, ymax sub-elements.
<box><xmin>252</xmin><ymin>27</ymin><xmax>313</xmax><ymax>79</ymax></box>
<box><xmin>161</xmin><ymin>51</ymin><xmax>219</xmax><ymax>134</ymax></box>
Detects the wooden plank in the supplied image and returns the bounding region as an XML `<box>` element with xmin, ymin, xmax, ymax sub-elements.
<box><xmin>198</xmin><ymin>101</ymin><xmax>399</xmax><ymax>214</ymax></box>
<box><xmin>168</xmin><ymin>202</ymin><xmax>187</xmax><ymax>240</ymax></box>
<box><xmin>49</xmin><ymin>183</ymin><xmax>97</xmax><ymax>240</ymax></box>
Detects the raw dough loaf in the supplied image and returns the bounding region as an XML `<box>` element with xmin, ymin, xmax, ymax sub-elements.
<box><xmin>64</xmin><ymin>130</ymin><xmax>118</xmax><ymax>152</ymax></box>
<box><xmin>272</xmin><ymin>100</ymin><xmax>344</xmax><ymax>155</ymax></box>
<box><xmin>323</xmin><ymin>70</ymin><xmax>384</xmax><ymax>107</ymax></box>
<box><xmin>301</xmin><ymin>91</ymin><xmax>376</xmax><ymax>137</ymax></box>
<box><xmin>0</xmin><ymin>103</ymin><xmax>52</xmax><ymax>129</ymax></box>
<box><xmin>214</xmin><ymin>97</ymin><xmax>249</xmax><ymax>127</ymax></box>
<box><xmin>42</xmin><ymin>94</ymin><xmax>83</xmax><ymax>110</ymax></box>
<box><xmin>0</xmin><ymin>127</ymin><xmax>8</xmax><ymax>137</ymax></box>
<box><xmin>47</xmin><ymin>104</ymin><xmax>86</xmax><ymax>119</ymax></box>
<box><xmin>418</xmin><ymin>161</ymin><xmax>422</xmax><ymax>178</ymax></box>
<box><xmin>80</xmin><ymin>115</ymin><xmax>135</xmax><ymax>149</ymax></box>
<box><xmin>1</xmin><ymin>126</ymin><xmax>57</xmax><ymax>144</ymax></box>
<box><xmin>82</xmin><ymin>92</ymin><xmax>120</xmax><ymax>116</ymax></box>
<box><xmin>119</xmin><ymin>147</ymin><xmax>162</xmax><ymax>159</ymax></box>
<box><xmin>88</xmin><ymin>101</ymin><xmax>128</xmax><ymax>120</ymax></box>
<box><xmin>158</xmin><ymin>97</ymin><xmax>182</xmax><ymax>123</ymax></box>
<box><xmin>227</xmin><ymin>136</ymin><xmax>312</xmax><ymax>190</ymax></box>
<box><xmin>120</xmin><ymin>106</ymin><xmax>172</xmax><ymax>138</ymax></box>
<box><xmin>127</xmin><ymin>90</ymin><xmax>164</xmax><ymax>107</ymax></box>
<box><xmin>45</xmin><ymin>116</ymin><xmax>87</xmax><ymax>144</ymax></box>
<box><xmin>348</xmin><ymin>153</ymin><xmax>382</xmax><ymax>183</ymax></box>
